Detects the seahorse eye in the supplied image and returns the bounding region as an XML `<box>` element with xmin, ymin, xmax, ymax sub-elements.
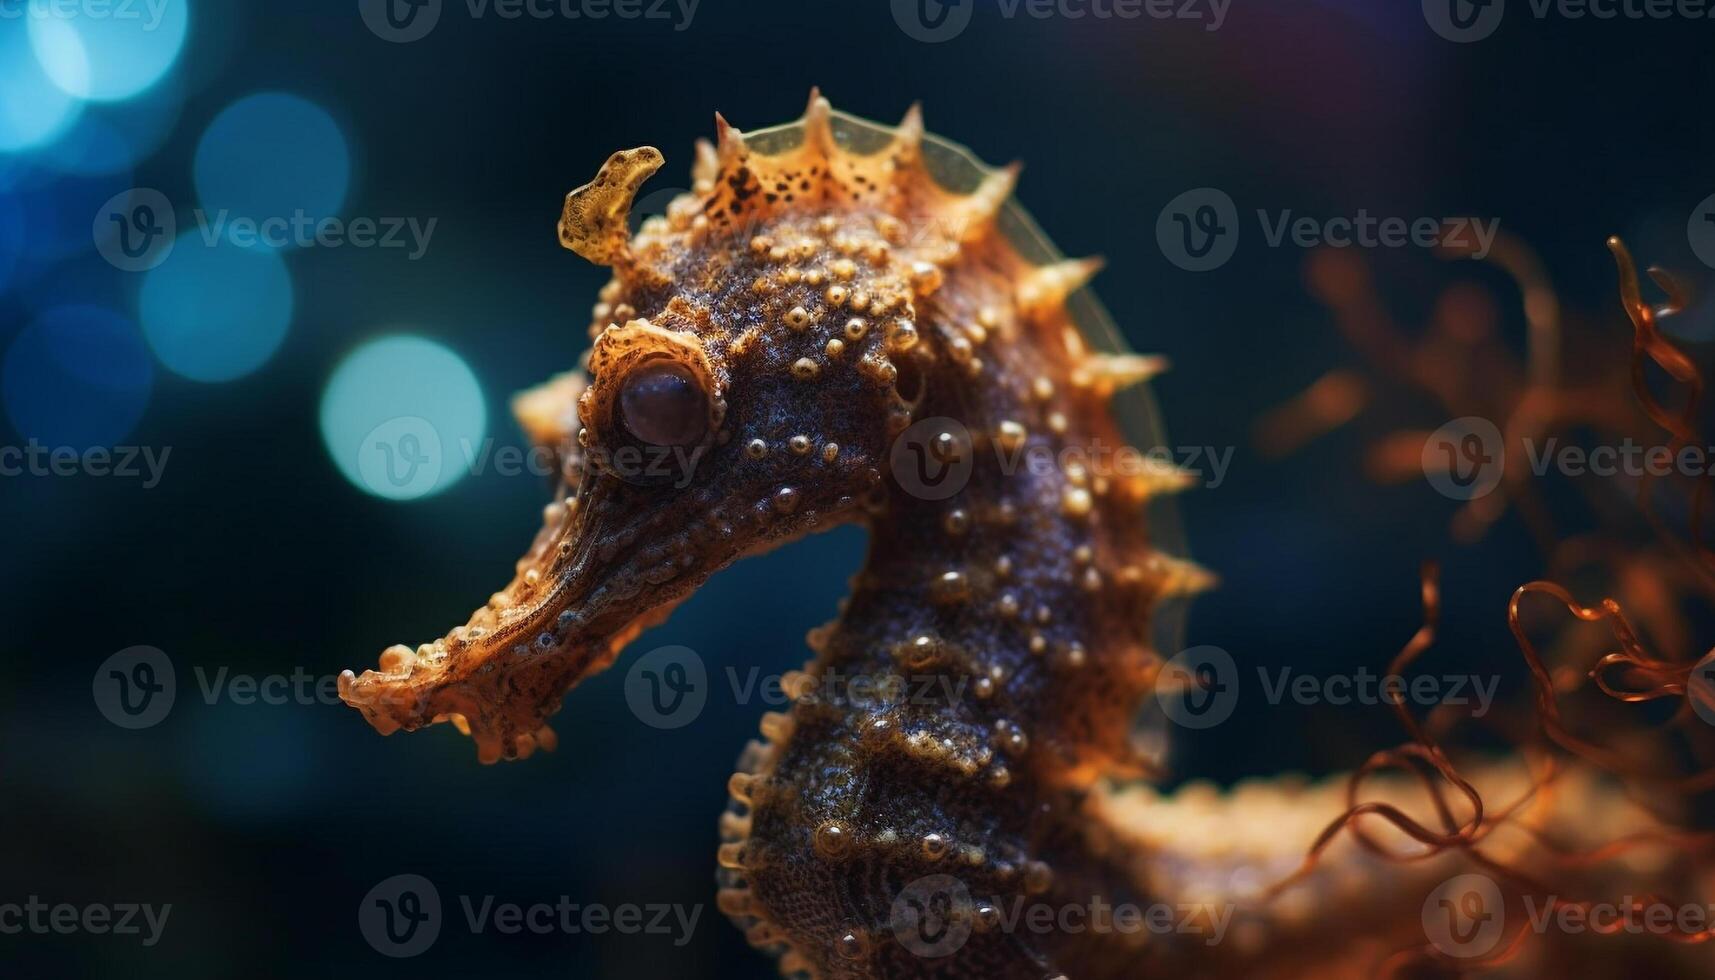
<box><xmin>619</xmin><ymin>361</ymin><xmax>707</xmax><ymax>447</ymax></box>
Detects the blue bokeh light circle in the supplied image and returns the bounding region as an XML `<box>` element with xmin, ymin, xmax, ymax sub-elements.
<box><xmin>3</xmin><ymin>305</ymin><xmax>155</xmax><ymax>449</ymax></box>
<box><xmin>193</xmin><ymin>92</ymin><xmax>350</xmax><ymax>237</ymax></box>
<box><xmin>320</xmin><ymin>336</ymin><xmax>487</xmax><ymax>501</ymax></box>
<box><xmin>0</xmin><ymin>23</ymin><xmax>84</xmax><ymax>151</ymax></box>
<box><xmin>26</xmin><ymin>0</ymin><xmax>189</xmax><ymax>102</ymax></box>
<box><xmin>138</xmin><ymin>232</ymin><xmax>294</xmax><ymax>382</ymax></box>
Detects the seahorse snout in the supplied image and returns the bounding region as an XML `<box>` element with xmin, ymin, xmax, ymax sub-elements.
<box><xmin>337</xmin><ymin>625</ymin><xmax>603</xmax><ymax>764</ymax></box>
<box><xmin>339</xmin><ymin>483</ymin><xmax>667</xmax><ymax>762</ymax></box>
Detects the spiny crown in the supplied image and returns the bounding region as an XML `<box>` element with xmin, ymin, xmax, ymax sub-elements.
<box><xmin>556</xmin><ymin>90</ymin><xmax>1159</xmax><ymax>481</ymax></box>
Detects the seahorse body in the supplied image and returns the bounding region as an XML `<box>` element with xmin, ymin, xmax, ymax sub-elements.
<box><xmin>340</xmin><ymin>94</ymin><xmax>1698</xmax><ymax>978</ymax></box>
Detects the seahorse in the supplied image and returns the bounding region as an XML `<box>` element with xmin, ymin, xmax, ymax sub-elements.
<box><xmin>338</xmin><ymin>94</ymin><xmax>1704</xmax><ymax>977</ymax></box>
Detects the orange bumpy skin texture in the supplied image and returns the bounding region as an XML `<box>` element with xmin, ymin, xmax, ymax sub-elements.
<box><xmin>339</xmin><ymin>91</ymin><xmax>1206</xmax><ymax>977</ymax></box>
<box><xmin>340</xmin><ymin>94</ymin><xmax>1679</xmax><ymax>978</ymax></box>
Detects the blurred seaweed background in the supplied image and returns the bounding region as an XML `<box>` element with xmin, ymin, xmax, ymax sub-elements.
<box><xmin>5</xmin><ymin>0</ymin><xmax>1715</xmax><ymax>976</ymax></box>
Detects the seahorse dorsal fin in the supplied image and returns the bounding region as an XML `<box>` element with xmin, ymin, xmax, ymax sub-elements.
<box><xmin>893</xmin><ymin>102</ymin><xmax>925</xmax><ymax>168</ymax></box>
<box><xmin>1119</xmin><ymin>463</ymin><xmax>1199</xmax><ymax>501</ymax></box>
<box><xmin>801</xmin><ymin>87</ymin><xmax>836</xmax><ymax>159</ymax></box>
<box><xmin>1135</xmin><ymin>554</ymin><xmax>1219</xmax><ymax>600</ymax></box>
<box><xmin>941</xmin><ymin>161</ymin><xmax>1021</xmax><ymax>243</ymax></box>
<box><xmin>714</xmin><ymin>111</ymin><xmax>748</xmax><ymax>165</ymax></box>
<box><xmin>1072</xmin><ymin>353</ymin><xmax>1169</xmax><ymax>395</ymax></box>
<box><xmin>691</xmin><ymin>138</ymin><xmax>719</xmax><ymax>193</ymax></box>
<box><xmin>558</xmin><ymin>146</ymin><xmax>664</xmax><ymax>267</ymax></box>
<box><xmin>1017</xmin><ymin>257</ymin><xmax>1105</xmax><ymax>316</ymax></box>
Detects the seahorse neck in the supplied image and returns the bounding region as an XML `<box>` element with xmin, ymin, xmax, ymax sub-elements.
<box><xmin>822</xmin><ymin>337</ymin><xmax>1161</xmax><ymax>787</ymax></box>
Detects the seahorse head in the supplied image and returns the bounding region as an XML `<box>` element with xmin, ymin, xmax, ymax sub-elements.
<box><xmin>338</xmin><ymin>91</ymin><xmax>1008</xmax><ymax>762</ymax></box>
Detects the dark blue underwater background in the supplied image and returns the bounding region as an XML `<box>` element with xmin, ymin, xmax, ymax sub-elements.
<box><xmin>4</xmin><ymin>0</ymin><xmax>1715</xmax><ymax>976</ymax></box>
